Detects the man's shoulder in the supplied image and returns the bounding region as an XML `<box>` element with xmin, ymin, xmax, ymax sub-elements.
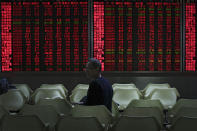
<box><xmin>89</xmin><ymin>79</ymin><xmax>101</xmax><ymax>89</ymax></box>
<box><xmin>96</xmin><ymin>77</ymin><xmax>112</xmax><ymax>89</ymax></box>
<box><xmin>95</xmin><ymin>77</ymin><xmax>107</xmax><ymax>84</ymax></box>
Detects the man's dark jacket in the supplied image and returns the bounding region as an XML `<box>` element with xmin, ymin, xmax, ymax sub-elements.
<box><xmin>81</xmin><ymin>77</ymin><xmax>113</xmax><ymax>111</ymax></box>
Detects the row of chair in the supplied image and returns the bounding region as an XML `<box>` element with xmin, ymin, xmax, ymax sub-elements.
<box><xmin>71</xmin><ymin>83</ymin><xmax>180</xmax><ymax>110</ymax></box>
<box><xmin>0</xmin><ymin>100</ymin><xmax>197</xmax><ymax>131</ymax></box>
<box><xmin>0</xmin><ymin>83</ymin><xmax>180</xmax><ymax>112</ymax></box>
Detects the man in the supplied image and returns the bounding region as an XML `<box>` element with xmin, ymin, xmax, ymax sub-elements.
<box><xmin>80</xmin><ymin>58</ymin><xmax>113</xmax><ymax>112</ymax></box>
<box><xmin>0</xmin><ymin>78</ymin><xmax>16</xmax><ymax>95</ymax></box>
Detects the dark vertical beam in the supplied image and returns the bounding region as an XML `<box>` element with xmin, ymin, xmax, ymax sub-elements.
<box><xmin>115</xmin><ymin>5</ymin><xmax>119</xmax><ymax>70</ymax></box>
<box><xmin>154</xmin><ymin>6</ymin><xmax>158</xmax><ymax>71</ymax></box>
<box><xmin>22</xmin><ymin>4</ymin><xmax>26</xmax><ymax>71</ymax></box>
<box><xmin>123</xmin><ymin>5</ymin><xmax>128</xmax><ymax>71</ymax></box>
<box><xmin>180</xmin><ymin>0</ymin><xmax>185</xmax><ymax>72</ymax></box>
<box><xmin>70</xmin><ymin>6</ymin><xmax>74</xmax><ymax>71</ymax></box>
<box><xmin>163</xmin><ymin>6</ymin><xmax>167</xmax><ymax>71</ymax></box>
<box><xmin>31</xmin><ymin>5</ymin><xmax>35</xmax><ymax>71</ymax></box>
<box><xmin>52</xmin><ymin>3</ymin><xmax>57</xmax><ymax>71</ymax></box>
<box><xmin>145</xmin><ymin>4</ymin><xmax>150</xmax><ymax>71</ymax></box>
<box><xmin>132</xmin><ymin>2</ymin><xmax>138</xmax><ymax>71</ymax></box>
<box><xmin>39</xmin><ymin>2</ymin><xmax>45</xmax><ymax>71</ymax></box>
<box><xmin>79</xmin><ymin>4</ymin><xmax>83</xmax><ymax>71</ymax></box>
<box><xmin>171</xmin><ymin>5</ymin><xmax>175</xmax><ymax>71</ymax></box>
<box><xmin>88</xmin><ymin>0</ymin><xmax>93</xmax><ymax>58</ymax></box>
<box><xmin>61</xmin><ymin>5</ymin><xmax>66</xmax><ymax>71</ymax></box>
<box><xmin>195</xmin><ymin>1</ymin><xmax>197</xmax><ymax>71</ymax></box>
<box><xmin>0</xmin><ymin>3</ymin><xmax>2</xmax><ymax>72</ymax></box>
<box><xmin>104</xmin><ymin>3</ymin><xmax>106</xmax><ymax>71</ymax></box>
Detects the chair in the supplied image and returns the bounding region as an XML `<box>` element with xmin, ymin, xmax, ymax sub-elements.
<box><xmin>113</xmin><ymin>88</ymin><xmax>142</xmax><ymax>110</ymax></box>
<box><xmin>112</xmin><ymin>101</ymin><xmax>120</xmax><ymax>118</ymax></box>
<box><xmin>0</xmin><ymin>89</ymin><xmax>25</xmax><ymax>111</ymax></box>
<box><xmin>72</xmin><ymin>84</ymin><xmax>89</xmax><ymax>92</ymax></box>
<box><xmin>142</xmin><ymin>83</ymin><xmax>171</xmax><ymax>99</ymax></box>
<box><xmin>70</xmin><ymin>88</ymin><xmax>88</xmax><ymax>103</ymax></box>
<box><xmin>40</xmin><ymin>84</ymin><xmax>68</xmax><ymax>96</ymax></box>
<box><xmin>122</xmin><ymin>107</ymin><xmax>163</xmax><ymax>127</ymax></box>
<box><xmin>71</xmin><ymin>105</ymin><xmax>112</xmax><ymax>127</ymax></box>
<box><xmin>0</xmin><ymin>105</ymin><xmax>8</xmax><ymax>120</ymax></box>
<box><xmin>56</xmin><ymin>116</ymin><xmax>104</xmax><ymax>131</ymax></box>
<box><xmin>169</xmin><ymin>117</ymin><xmax>197</xmax><ymax>131</ymax></box>
<box><xmin>1</xmin><ymin>115</ymin><xmax>46</xmax><ymax>131</ymax></box>
<box><xmin>31</xmin><ymin>88</ymin><xmax>66</xmax><ymax>104</ymax></box>
<box><xmin>149</xmin><ymin>88</ymin><xmax>180</xmax><ymax>110</ymax></box>
<box><xmin>168</xmin><ymin>99</ymin><xmax>197</xmax><ymax>117</ymax></box>
<box><xmin>13</xmin><ymin>84</ymin><xmax>33</xmax><ymax>102</ymax></box>
<box><xmin>110</xmin><ymin>115</ymin><xmax>160</xmax><ymax>131</ymax></box>
<box><xmin>169</xmin><ymin>108</ymin><xmax>197</xmax><ymax>131</ymax></box>
<box><xmin>19</xmin><ymin>104</ymin><xmax>59</xmax><ymax>129</ymax></box>
<box><xmin>37</xmin><ymin>98</ymin><xmax>72</xmax><ymax>115</ymax></box>
<box><xmin>112</xmin><ymin>83</ymin><xmax>136</xmax><ymax>91</ymax></box>
<box><xmin>127</xmin><ymin>99</ymin><xmax>164</xmax><ymax>113</ymax></box>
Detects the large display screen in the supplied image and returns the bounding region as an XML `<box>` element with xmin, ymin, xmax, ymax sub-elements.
<box><xmin>94</xmin><ymin>2</ymin><xmax>181</xmax><ymax>71</ymax></box>
<box><xmin>1</xmin><ymin>1</ymin><xmax>88</xmax><ymax>71</ymax></box>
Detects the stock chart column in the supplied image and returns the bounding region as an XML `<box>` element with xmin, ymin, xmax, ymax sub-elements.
<box><xmin>94</xmin><ymin>1</ymin><xmax>133</xmax><ymax>71</ymax></box>
<box><xmin>12</xmin><ymin>2</ymin><xmax>23</xmax><ymax>71</ymax></box>
<box><xmin>148</xmin><ymin>3</ymin><xmax>155</xmax><ymax>71</ymax></box>
<box><xmin>43</xmin><ymin>2</ymin><xmax>54</xmax><ymax>71</ymax></box>
<box><xmin>185</xmin><ymin>1</ymin><xmax>196</xmax><ymax>71</ymax></box>
<box><xmin>1</xmin><ymin>2</ymin><xmax>12</xmax><ymax>71</ymax></box>
<box><xmin>174</xmin><ymin>3</ymin><xmax>181</xmax><ymax>71</ymax></box>
<box><xmin>56</xmin><ymin>3</ymin><xmax>63</xmax><ymax>71</ymax></box>
<box><xmin>94</xmin><ymin>2</ymin><xmax>104</xmax><ymax>70</ymax></box>
<box><xmin>104</xmin><ymin>2</ymin><xmax>116</xmax><ymax>71</ymax></box>
<box><xmin>136</xmin><ymin>2</ymin><xmax>146</xmax><ymax>71</ymax></box>
<box><xmin>157</xmin><ymin>3</ymin><xmax>164</xmax><ymax>71</ymax></box>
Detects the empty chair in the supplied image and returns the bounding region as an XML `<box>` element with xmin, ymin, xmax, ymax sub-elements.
<box><xmin>72</xmin><ymin>84</ymin><xmax>89</xmax><ymax>92</ymax></box>
<box><xmin>56</xmin><ymin>116</ymin><xmax>104</xmax><ymax>131</ymax></box>
<box><xmin>143</xmin><ymin>83</ymin><xmax>171</xmax><ymax>99</ymax></box>
<box><xmin>111</xmin><ymin>107</ymin><xmax>162</xmax><ymax>131</ymax></box>
<box><xmin>70</xmin><ymin>88</ymin><xmax>88</xmax><ymax>103</ymax></box>
<box><xmin>71</xmin><ymin>105</ymin><xmax>112</xmax><ymax>126</ymax></box>
<box><xmin>172</xmin><ymin>107</ymin><xmax>197</xmax><ymax>123</ymax></box>
<box><xmin>112</xmin><ymin>101</ymin><xmax>120</xmax><ymax>118</ymax></box>
<box><xmin>169</xmin><ymin>117</ymin><xmax>197</xmax><ymax>131</ymax></box>
<box><xmin>13</xmin><ymin>84</ymin><xmax>33</xmax><ymax>102</ymax></box>
<box><xmin>112</xmin><ymin>83</ymin><xmax>136</xmax><ymax>91</ymax></box>
<box><xmin>70</xmin><ymin>84</ymin><xmax>89</xmax><ymax>103</ymax></box>
<box><xmin>31</xmin><ymin>88</ymin><xmax>66</xmax><ymax>104</ymax></box>
<box><xmin>113</xmin><ymin>88</ymin><xmax>142</xmax><ymax>110</ymax></box>
<box><xmin>148</xmin><ymin>88</ymin><xmax>180</xmax><ymax>110</ymax></box>
<box><xmin>168</xmin><ymin>99</ymin><xmax>197</xmax><ymax>117</ymax></box>
<box><xmin>127</xmin><ymin>99</ymin><xmax>164</xmax><ymax>113</ymax></box>
<box><xmin>19</xmin><ymin>104</ymin><xmax>59</xmax><ymax>129</ymax></box>
<box><xmin>0</xmin><ymin>105</ymin><xmax>8</xmax><ymax>120</ymax></box>
<box><xmin>0</xmin><ymin>89</ymin><xmax>25</xmax><ymax>112</ymax></box>
<box><xmin>122</xmin><ymin>107</ymin><xmax>163</xmax><ymax>127</ymax></box>
<box><xmin>1</xmin><ymin>115</ymin><xmax>46</xmax><ymax>131</ymax></box>
<box><xmin>37</xmin><ymin>98</ymin><xmax>72</xmax><ymax>115</ymax></box>
<box><xmin>110</xmin><ymin>116</ymin><xmax>160</xmax><ymax>131</ymax></box>
<box><xmin>169</xmin><ymin>108</ymin><xmax>197</xmax><ymax>131</ymax></box>
<box><xmin>40</xmin><ymin>84</ymin><xmax>68</xmax><ymax>96</ymax></box>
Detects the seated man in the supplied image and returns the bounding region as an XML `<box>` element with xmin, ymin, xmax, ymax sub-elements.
<box><xmin>80</xmin><ymin>58</ymin><xmax>113</xmax><ymax>112</ymax></box>
<box><xmin>0</xmin><ymin>78</ymin><xmax>16</xmax><ymax>95</ymax></box>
